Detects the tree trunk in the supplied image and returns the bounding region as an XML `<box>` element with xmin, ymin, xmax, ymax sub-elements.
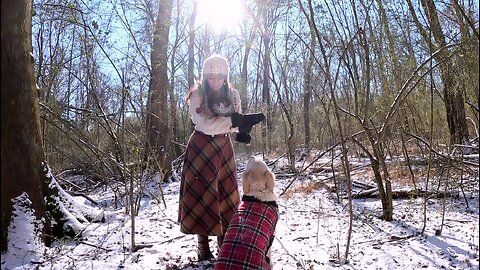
<box><xmin>408</xmin><ymin>0</ymin><xmax>469</xmax><ymax>145</ymax></box>
<box><xmin>303</xmin><ymin>9</ymin><xmax>316</xmax><ymax>152</ymax></box>
<box><xmin>1</xmin><ymin>0</ymin><xmax>52</xmax><ymax>250</ymax></box>
<box><xmin>145</xmin><ymin>0</ymin><xmax>174</xmax><ymax>180</ymax></box>
<box><xmin>187</xmin><ymin>1</ymin><xmax>197</xmax><ymax>89</ymax></box>
<box><xmin>452</xmin><ymin>1</ymin><xmax>479</xmax><ymax>124</ymax></box>
<box><xmin>259</xmin><ymin>2</ymin><xmax>273</xmax><ymax>154</ymax></box>
<box><xmin>271</xmin><ymin>63</ymin><xmax>295</xmax><ymax>169</ymax></box>
<box><xmin>1</xmin><ymin>0</ymin><xmax>101</xmax><ymax>251</ymax></box>
<box><xmin>240</xmin><ymin>8</ymin><xmax>261</xmax><ymax>114</ymax></box>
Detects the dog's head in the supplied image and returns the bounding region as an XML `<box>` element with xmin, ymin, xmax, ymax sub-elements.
<box><xmin>242</xmin><ymin>157</ymin><xmax>277</xmax><ymax>201</ymax></box>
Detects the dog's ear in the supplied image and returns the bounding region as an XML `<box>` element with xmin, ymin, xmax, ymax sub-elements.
<box><xmin>242</xmin><ymin>171</ymin><xmax>253</xmax><ymax>194</ymax></box>
<box><xmin>264</xmin><ymin>170</ymin><xmax>275</xmax><ymax>193</ymax></box>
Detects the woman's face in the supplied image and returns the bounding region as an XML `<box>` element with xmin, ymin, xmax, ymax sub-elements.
<box><xmin>206</xmin><ymin>74</ymin><xmax>226</xmax><ymax>91</ymax></box>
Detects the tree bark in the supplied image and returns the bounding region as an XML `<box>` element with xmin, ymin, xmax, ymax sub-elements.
<box><xmin>259</xmin><ymin>2</ymin><xmax>273</xmax><ymax>153</ymax></box>
<box><xmin>187</xmin><ymin>0</ymin><xmax>198</xmax><ymax>89</ymax></box>
<box><xmin>145</xmin><ymin>0</ymin><xmax>174</xmax><ymax>180</ymax></box>
<box><xmin>1</xmin><ymin>0</ymin><xmax>52</xmax><ymax>250</ymax></box>
<box><xmin>261</xmin><ymin>32</ymin><xmax>272</xmax><ymax>152</ymax></box>
<box><xmin>407</xmin><ymin>0</ymin><xmax>469</xmax><ymax>145</ymax></box>
<box><xmin>240</xmin><ymin>7</ymin><xmax>261</xmax><ymax>114</ymax></box>
<box><xmin>302</xmin><ymin>1</ymin><xmax>316</xmax><ymax>152</ymax></box>
<box><xmin>1</xmin><ymin>0</ymin><xmax>97</xmax><ymax>251</ymax></box>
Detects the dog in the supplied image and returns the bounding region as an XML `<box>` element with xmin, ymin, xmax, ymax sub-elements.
<box><xmin>214</xmin><ymin>156</ymin><xmax>279</xmax><ymax>270</ymax></box>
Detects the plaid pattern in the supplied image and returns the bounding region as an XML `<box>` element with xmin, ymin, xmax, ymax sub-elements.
<box><xmin>214</xmin><ymin>196</ymin><xmax>279</xmax><ymax>270</ymax></box>
<box><xmin>178</xmin><ymin>130</ymin><xmax>240</xmax><ymax>236</ymax></box>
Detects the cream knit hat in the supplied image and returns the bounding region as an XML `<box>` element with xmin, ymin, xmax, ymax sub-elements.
<box><xmin>202</xmin><ymin>54</ymin><xmax>229</xmax><ymax>79</ymax></box>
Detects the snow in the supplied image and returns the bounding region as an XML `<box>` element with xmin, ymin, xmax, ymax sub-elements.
<box><xmin>1</xmin><ymin>156</ymin><xmax>479</xmax><ymax>270</ymax></box>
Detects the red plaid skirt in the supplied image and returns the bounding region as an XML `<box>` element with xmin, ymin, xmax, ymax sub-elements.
<box><xmin>178</xmin><ymin>131</ymin><xmax>240</xmax><ymax>236</ymax></box>
<box><xmin>215</xmin><ymin>196</ymin><xmax>279</xmax><ymax>270</ymax></box>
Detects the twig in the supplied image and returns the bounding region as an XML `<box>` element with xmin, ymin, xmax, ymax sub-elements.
<box><xmin>65</xmin><ymin>190</ymin><xmax>99</xmax><ymax>206</ymax></box>
<box><xmin>79</xmin><ymin>241</ymin><xmax>111</xmax><ymax>251</ymax></box>
<box><xmin>159</xmin><ymin>235</ymin><xmax>185</xmax><ymax>245</ymax></box>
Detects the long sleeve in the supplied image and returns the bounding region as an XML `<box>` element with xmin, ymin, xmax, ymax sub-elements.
<box><xmin>189</xmin><ymin>88</ymin><xmax>242</xmax><ymax>135</ymax></box>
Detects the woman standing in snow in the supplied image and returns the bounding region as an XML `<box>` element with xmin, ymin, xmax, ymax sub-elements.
<box><xmin>178</xmin><ymin>54</ymin><xmax>264</xmax><ymax>261</ymax></box>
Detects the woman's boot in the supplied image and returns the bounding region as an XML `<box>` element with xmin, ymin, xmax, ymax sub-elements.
<box><xmin>197</xmin><ymin>235</ymin><xmax>213</xmax><ymax>261</ymax></box>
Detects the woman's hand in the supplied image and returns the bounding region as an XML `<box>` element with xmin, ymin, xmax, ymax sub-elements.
<box><xmin>196</xmin><ymin>104</ymin><xmax>218</xmax><ymax>119</ymax></box>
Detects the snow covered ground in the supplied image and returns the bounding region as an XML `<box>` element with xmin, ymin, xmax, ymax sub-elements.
<box><xmin>2</xmin><ymin>155</ymin><xmax>479</xmax><ymax>270</ymax></box>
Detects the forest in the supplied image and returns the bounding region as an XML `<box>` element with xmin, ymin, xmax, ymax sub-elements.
<box><xmin>1</xmin><ymin>0</ymin><xmax>479</xmax><ymax>269</ymax></box>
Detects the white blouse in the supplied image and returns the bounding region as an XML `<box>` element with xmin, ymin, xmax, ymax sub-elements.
<box><xmin>189</xmin><ymin>88</ymin><xmax>242</xmax><ymax>135</ymax></box>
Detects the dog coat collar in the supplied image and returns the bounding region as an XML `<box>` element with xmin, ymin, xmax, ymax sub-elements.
<box><xmin>242</xmin><ymin>194</ymin><xmax>278</xmax><ymax>208</ymax></box>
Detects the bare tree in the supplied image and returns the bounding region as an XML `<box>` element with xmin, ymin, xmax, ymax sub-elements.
<box><xmin>1</xmin><ymin>0</ymin><xmax>52</xmax><ymax>250</ymax></box>
<box><xmin>258</xmin><ymin>0</ymin><xmax>274</xmax><ymax>154</ymax></box>
<box><xmin>240</xmin><ymin>4</ymin><xmax>261</xmax><ymax>115</ymax></box>
<box><xmin>302</xmin><ymin>10</ymin><xmax>316</xmax><ymax>153</ymax></box>
<box><xmin>187</xmin><ymin>0</ymin><xmax>198</xmax><ymax>89</ymax></box>
<box><xmin>2</xmin><ymin>0</ymin><xmax>103</xmax><ymax>251</ymax></box>
<box><xmin>451</xmin><ymin>0</ymin><xmax>479</xmax><ymax>126</ymax></box>
<box><xmin>407</xmin><ymin>0</ymin><xmax>469</xmax><ymax>145</ymax></box>
<box><xmin>145</xmin><ymin>0</ymin><xmax>174</xmax><ymax>181</ymax></box>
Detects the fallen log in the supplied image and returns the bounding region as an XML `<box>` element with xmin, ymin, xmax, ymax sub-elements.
<box><xmin>350</xmin><ymin>188</ymin><xmax>459</xmax><ymax>199</ymax></box>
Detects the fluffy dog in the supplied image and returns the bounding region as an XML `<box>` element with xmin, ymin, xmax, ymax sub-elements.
<box><xmin>214</xmin><ymin>157</ymin><xmax>279</xmax><ymax>270</ymax></box>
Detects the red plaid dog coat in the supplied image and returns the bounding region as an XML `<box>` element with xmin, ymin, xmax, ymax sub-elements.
<box><xmin>215</xmin><ymin>195</ymin><xmax>279</xmax><ymax>270</ymax></box>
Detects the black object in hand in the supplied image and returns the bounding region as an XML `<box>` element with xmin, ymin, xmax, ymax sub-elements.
<box><xmin>231</xmin><ymin>112</ymin><xmax>265</xmax><ymax>144</ymax></box>
<box><xmin>235</xmin><ymin>132</ymin><xmax>252</xmax><ymax>144</ymax></box>
<box><xmin>231</xmin><ymin>112</ymin><xmax>265</xmax><ymax>132</ymax></box>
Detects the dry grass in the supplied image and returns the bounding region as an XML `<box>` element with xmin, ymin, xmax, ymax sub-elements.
<box><xmin>282</xmin><ymin>180</ymin><xmax>326</xmax><ymax>199</ymax></box>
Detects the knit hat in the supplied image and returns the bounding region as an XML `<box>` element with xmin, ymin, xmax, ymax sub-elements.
<box><xmin>202</xmin><ymin>54</ymin><xmax>229</xmax><ymax>79</ymax></box>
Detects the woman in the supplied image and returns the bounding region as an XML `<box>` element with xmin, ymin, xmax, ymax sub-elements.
<box><xmin>178</xmin><ymin>54</ymin><xmax>264</xmax><ymax>261</ymax></box>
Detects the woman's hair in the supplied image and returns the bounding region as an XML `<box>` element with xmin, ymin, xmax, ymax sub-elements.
<box><xmin>186</xmin><ymin>78</ymin><xmax>232</xmax><ymax>108</ymax></box>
